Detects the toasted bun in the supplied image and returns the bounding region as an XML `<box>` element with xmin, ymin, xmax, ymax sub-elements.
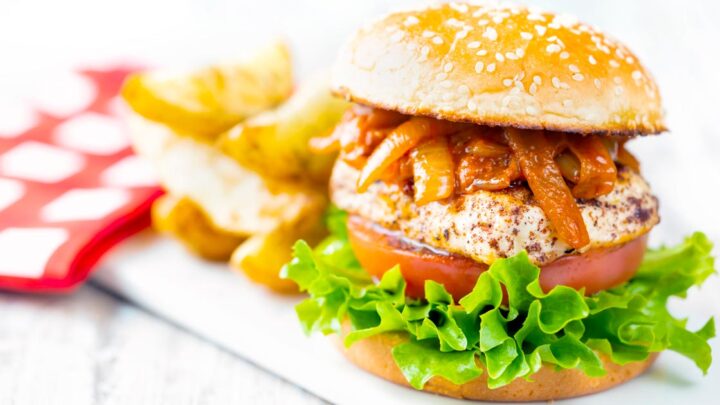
<box><xmin>336</xmin><ymin>323</ymin><xmax>657</xmax><ymax>402</ymax></box>
<box><xmin>332</xmin><ymin>2</ymin><xmax>665</xmax><ymax>135</ymax></box>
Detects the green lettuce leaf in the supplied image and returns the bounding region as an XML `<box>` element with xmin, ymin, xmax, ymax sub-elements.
<box><xmin>282</xmin><ymin>213</ymin><xmax>716</xmax><ymax>390</ymax></box>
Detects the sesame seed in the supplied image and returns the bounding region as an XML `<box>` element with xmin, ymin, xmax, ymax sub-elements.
<box><xmin>468</xmin><ymin>41</ymin><xmax>481</xmax><ymax>49</ymax></box>
<box><xmin>526</xmin><ymin>106</ymin><xmax>539</xmax><ymax>115</ymax></box>
<box><xmin>390</xmin><ymin>31</ymin><xmax>404</xmax><ymax>42</ymax></box>
<box><xmin>403</xmin><ymin>16</ymin><xmax>419</xmax><ymax>26</ymax></box>
<box><xmin>477</xmin><ymin>19</ymin><xmax>489</xmax><ymax>26</ymax></box>
<box><xmin>535</xmin><ymin>25</ymin><xmax>547</xmax><ymax>36</ymax></box>
<box><xmin>474</xmin><ymin>61</ymin><xmax>484</xmax><ymax>73</ymax></box>
<box><xmin>496</xmin><ymin>52</ymin><xmax>505</xmax><ymax>62</ymax></box>
<box><xmin>569</xmin><ymin>64</ymin><xmax>580</xmax><ymax>73</ymax></box>
<box><xmin>527</xmin><ymin>13</ymin><xmax>545</xmax><ymax>22</ymax></box>
<box><xmin>516</xmin><ymin>48</ymin><xmax>525</xmax><ymax>57</ymax></box>
<box><xmin>521</xmin><ymin>32</ymin><xmax>533</xmax><ymax>40</ymax></box>
<box><xmin>552</xmin><ymin>77</ymin><xmax>561</xmax><ymax>88</ymax></box>
<box><xmin>632</xmin><ymin>70</ymin><xmax>643</xmax><ymax>81</ymax></box>
<box><xmin>486</xmin><ymin>63</ymin><xmax>496</xmax><ymax>72</ymax></box>
<box><xmin>529</xmin><ymin>82</ymin><xmax>538</xmax><ymax>94</ymax></box>
<box><xmin>436</xmin><ymin>72</ymin><xmax>448</xmax><ymax>81</ymax></box>
<box><xmin>422</xmin><ymin>30</ymin><xmax>434</xmax><ymax>38</ymax></box>
<box><xmin>458</xmin><ymin>84</ymin><xmax>470</xmax><ymax>94</ymax></box>
<box><xmin>419</xmin><ymin>45</ymin><xmax>430</xmax><ymax>62</ymax></box>
<box><xmin>588</xmin><ymin>55</ymin><xmax>597</xmax><ymax>65</ymax></box>
<box><xmin>446</xmin><ymin>18</ymin><xmax>462</xmax><ymax>27</ymax></box>
<box><xmin>614</xmin><ymin>86</ymin><xmax>624</xmax><ymax>95</ymax></box>
<box><xmin>546</xmin><ymin>43</ymin><xmax>561</xmax><ymax>53</ymax></box>
<box><xmin>609</xmin><ymin>59</ymin><xmax>620</xmax><ymax>68</ymax></box>
<box><xmin>441</xmin><ymin>80</ymin><xmax>452</xmax><ymax>89</ymax></box>
<box><xmin>594</xmin><ymin>78</ymin><xmax>601</xmax><ymax>89</ymax></box>
<box><xmin>572</xmin><ymin>73</ymin><xmax>584</xmax><ymax>81</ymax></box>
<box><xmin>483</xmin><ymin>27</ymin><xmax>498</xmax><ymax>41</ymax></box>
<box><xmin>492</xmin><ymin>15</ymin><xmax>504</xmax><ymax>24</ymax></box>
<box><xmin>444</xmin><ymin>62</ymin><xmax>454</xmax><ymax>72</ymax></box>
<box><xmin>432</xmin><ymin>36</ymin><xmax>444</xmax><ymax>45</ymax></box>
<box><xmin>560</xmin><ymin>51</ymin><xmax>569</xmax><ymax>59</ymax></box>
<box><xmin>533</xmin><ymin>75</ymin><xmax>542</xmax><ymax>85</ymax></box>
<box><xmin>467</xmin><ymin>100</ymin><xmax>478</xmax><ymax>111</ymax></box>
<box><xmin>476</xmin><ymin>49</ymin><xmax>488</xmax><ymax>56</ymax></box>
<box><xmin>503</xmin><ymin>78</ymin><xmax>513</xmax><ymax>87</ymax></box>
<box><xmin>456</xmin><ymin>29</ymin><xmax>469</xmax><ymax>39</ymax></box>
<box><xmin>626</xmin><ymin>56</ymin><xmax>635</xmax><ymax>64</ymax></box>
<box><xmin>613</xmin><ymin>76</ymin><xmax>623</xmax><ymax>84</ymax></box>
<box><xmin>548</xmin><ymin>22</ymin><xmax>561</xmax><ymax>29</ymax></box>
<box><xmin>449</xmin><ymin>2</ymin><xmax>468</xmax><ymax>13</ymax></box>
<box><xmin>506</xmin><ymin>52</ymin><xmax>518</xmax><ymax>60</ymax></box>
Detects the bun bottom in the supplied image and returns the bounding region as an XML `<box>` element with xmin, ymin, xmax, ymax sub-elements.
<box><xmin>336</xmin><ymin>323</ymin><xmax>657</xmax><ymax>402</ymax></box>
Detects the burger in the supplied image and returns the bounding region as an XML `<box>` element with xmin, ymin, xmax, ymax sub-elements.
<box><xmin>282</xmin><ymin>2</ymin><xmax>715</xmax><ymax>401</ymax></box>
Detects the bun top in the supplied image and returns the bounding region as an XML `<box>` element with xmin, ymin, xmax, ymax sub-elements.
<box><xmin>332</xmin><ymin>2</ymin><xmax>665</xmax><ymax>135</ymax></box>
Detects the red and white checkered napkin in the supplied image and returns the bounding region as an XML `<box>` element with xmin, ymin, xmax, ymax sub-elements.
<box><xmin>0</xmin><ymin>68</ymin><xmax>162</xmax><ymax>292</ymax></box>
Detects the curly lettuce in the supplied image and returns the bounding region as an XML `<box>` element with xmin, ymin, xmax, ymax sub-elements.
<box><xmin>281</xmin><ymin>209</ymin><xmax>715</xmax><ymax>389</ymax></box>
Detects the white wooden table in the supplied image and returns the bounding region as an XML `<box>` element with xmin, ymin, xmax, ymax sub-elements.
<box><xmin>0</xmin><ymin>286</ymin><xmax>324</xmax><ymax>404</ymax></box>
<box><xmin>1</xmin><ymin>0</ymin><xmax>719</xmax><ymax>403</ymax></box>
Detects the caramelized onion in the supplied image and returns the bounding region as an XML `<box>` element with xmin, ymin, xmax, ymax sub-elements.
<box><xmin>506</xmin><ymin>128</ymin><xmax>590</xmax><ymax>249</ymax></box>
<box><xmin>411</xmin><ymin>136</ymin><xmax>455</xmax><ymax>204</ymax></box>
<box><xmin>465</xmin><ymin>136</ymin><xmax>511</xmax><ymax>157</ymax></box>
<box><xmin>568</xmin><ymin>136</ymin><xmax>617</xmax><ymax>199</ymax></box>
<box><xmin>357</xmin><ymin>117</ymin><xmax>463</xmax><ymax>192</ymax></box>
<box><xmin>555</xmin><ymin>151</ymin><xmax>581</xmax><ymax>183</ymax></box>
<box><xmin>617</xmin><ymin>142</ymin><xmax>641</xmax><ymax>172</ymax></box>
<box><xmin>457</xmin><ymin>154</ymin><xmax>518</xmax><ymax>192</ymax></box>
<box><xmin>360</xmin><ymin>108</ymin><xmax>408</xmax><ymax>131</ymax></box>
<box><xmin>601</xmin><ymin>137</ymin><xmax>619</xmax><ymax>161</ymax></box>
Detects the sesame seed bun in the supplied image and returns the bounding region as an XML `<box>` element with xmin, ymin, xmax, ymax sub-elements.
<box><xmin>332</xmin><ymin>3</ymin><xmax>665</xmax><ymax>135</ymax></box>
<box><xmin>336</xmin><ymin>322</ymin><xmax>658</xmax><ymax>402</ymax></box>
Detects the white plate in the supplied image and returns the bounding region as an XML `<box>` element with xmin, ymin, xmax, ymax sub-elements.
<box><xmin>94</xmin><ymin>232</ymin><xmax>719</xmax><ymax>405</ymax></box>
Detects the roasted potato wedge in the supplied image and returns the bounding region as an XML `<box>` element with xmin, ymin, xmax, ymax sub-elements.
<box><xmin>121</xmin><ymin>41</ymin><xmax>293</xmax><ymax>141</ymax></box>
<box><xmin>230</xmin><ymin>213</ymin><xmax>326</xmax><ymax>293</ymax></box>
<box><xmin>128</xmin><ymin>113</ymin><xmax>328</xmax><ymax>235</ymax></box>
<box><xmin>152</xmin><ymin>194</ymin><xmax>245</xmax><ymax>261</ymax></box>
<box><xmin>217</xmin><ymin>74</ymin><xmax>348</xmax><ymax>184</ymax></box>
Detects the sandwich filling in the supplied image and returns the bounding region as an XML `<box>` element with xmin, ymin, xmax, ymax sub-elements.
<box><xmin>313</xmin><ymin>106</ymin><xmax>647</xmax><ymax>249</ymax></box>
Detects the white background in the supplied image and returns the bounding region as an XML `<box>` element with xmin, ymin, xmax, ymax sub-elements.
<box><xmin>1</xmin><ymin>1</ymin><xmax>719</xmax><ymax>404</ymax></box>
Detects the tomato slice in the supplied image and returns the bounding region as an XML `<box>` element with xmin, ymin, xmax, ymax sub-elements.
<box><xmin>347</xmin><ymin>216</ymin><xmax>647</xmax><ymax>300</ymax></box>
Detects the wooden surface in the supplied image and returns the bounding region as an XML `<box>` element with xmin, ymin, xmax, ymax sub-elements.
<box><xmin>0</xmin><ymin>287</ymin><xmax>324</xmax><ymax>405</ymax></box>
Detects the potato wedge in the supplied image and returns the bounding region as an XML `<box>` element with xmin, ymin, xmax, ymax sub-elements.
<box><xmin>217</xmin><ymin>73</ymin><xmax>348</xmax><ymax>184</ymax></box>
<box><xmin>127</xmin><ymin>113</ymin><xmax>328</xmax><ymax>235</ymax></box>
<box><xmin>121</xmin><ymin>41</ymin><xmax>293</xmax><ymax>141</ymax></box>
<box><xmin>152</xmin><ymin>194</ymin><xmax>245</xmax><ymax>261</ymax></box>
<box><xmin>230</xmin><ymin>212</ymin><xmax>326</xmax><ymax>293</ymax></box>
